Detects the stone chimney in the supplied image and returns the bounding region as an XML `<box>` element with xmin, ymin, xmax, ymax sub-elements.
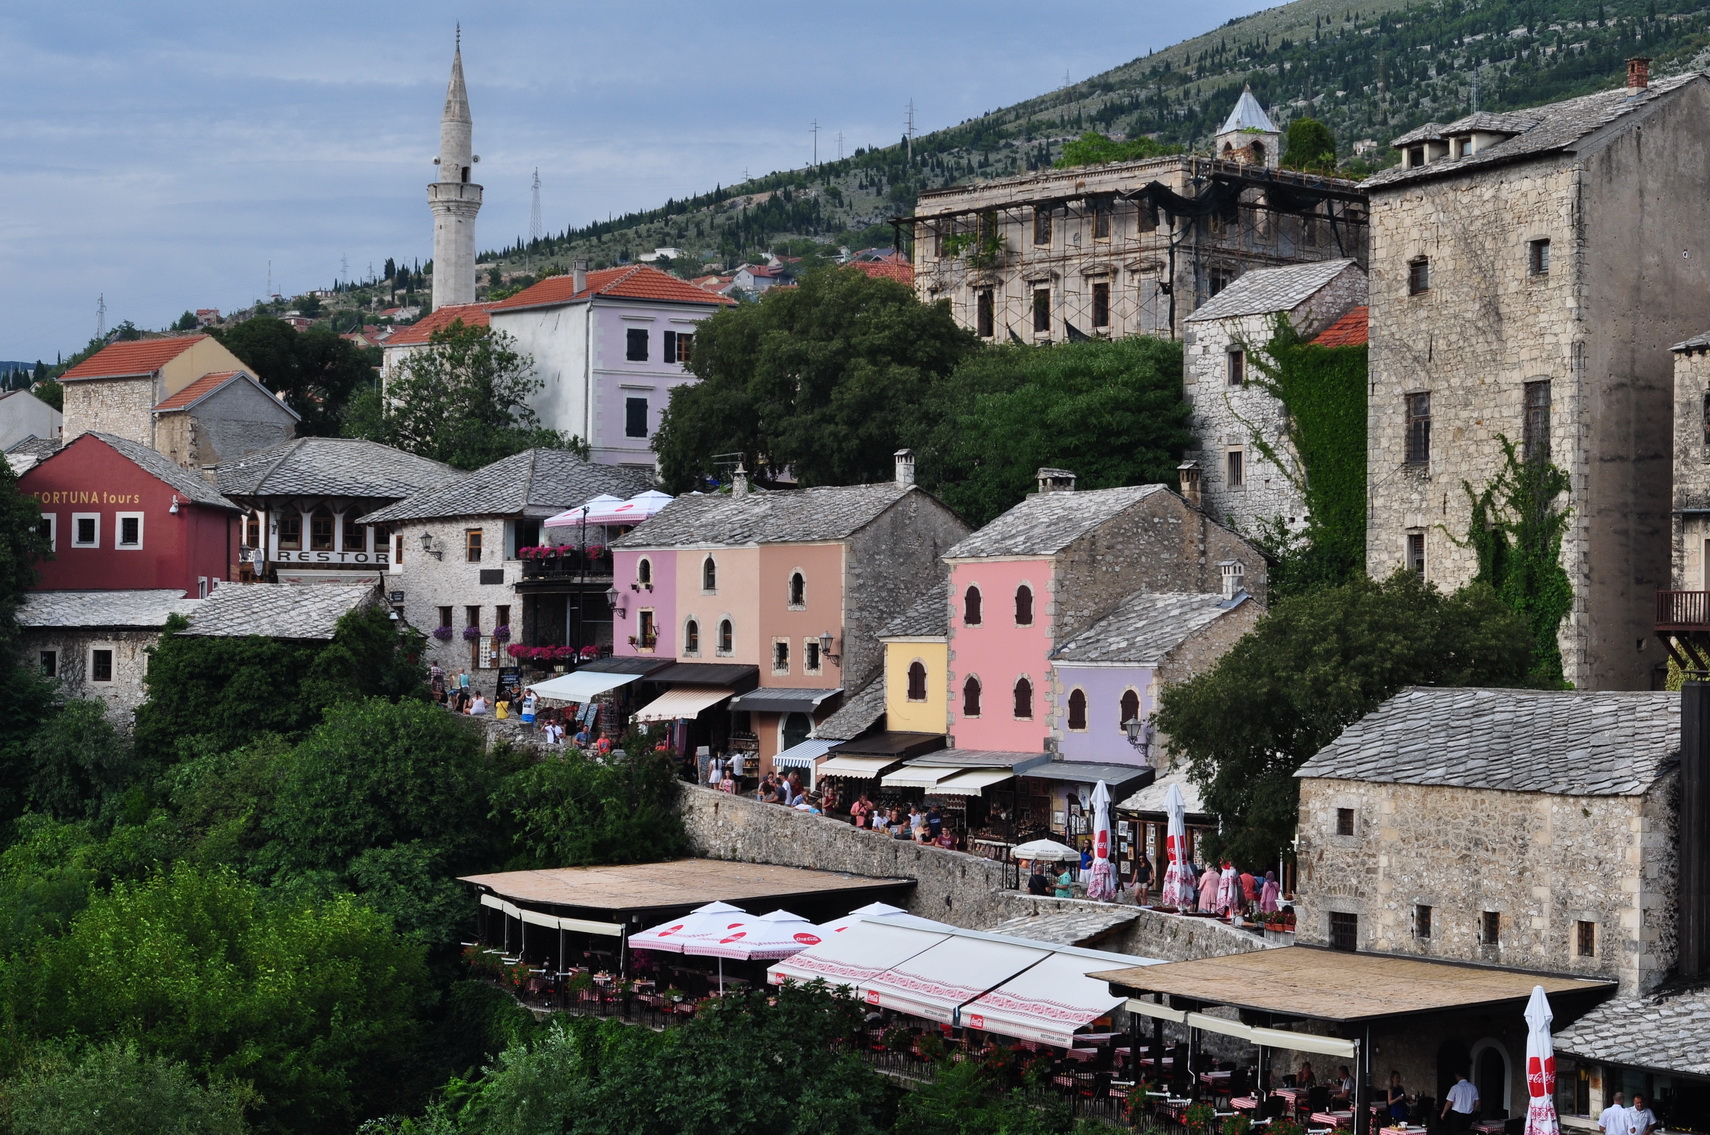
<box><xmin>894</xmin><ymin>448</ymin><xmax>916</xmax><ymax>486</ymax></box>
<box><xmin>572</xmin><ymin>257</ymin><xmax>588</xmax><ymax>293</ymax></box>
<box><xmin>1178</xmin><ymin>460</ymin><xmax>1202</xmax><ymax>508</ymax></box>
<box><xmin>1219</xmin><ymin>560</ymin><xmax>1246</xmax><ymax>601</ymax></box>
<box><xmin>1036</xmin><ymin>467</ymin><xmax>1077</xmax><ymax>493</ymax></box>
<box><xmin>1681</xmin><ymin>681</ymin><xmax>1710</xmax><ymax>979</ymax></box>
<box><xmin>1627</xmin><ymin>57</ymin><xmax>1651</xmax><ymax>90</ymax></box>
<box><xmin>731</xmin><ymin>464</ymin><xmax>749</xmax><ymax>499</ymax></box>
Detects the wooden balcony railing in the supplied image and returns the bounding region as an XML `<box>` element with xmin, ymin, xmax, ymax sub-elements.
<box><xmin>1658</xmin><ymin>590</ymin><xmax>1710</xmax><ymax>630</ymax></box>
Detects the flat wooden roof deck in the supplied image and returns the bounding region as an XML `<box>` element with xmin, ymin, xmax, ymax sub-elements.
<box><xmin>460</xmin><ymin>858</ymin><xmax>914</xmax><ymax>921</ymax></box>
<box><xmin>1093</xmin><ymin>946</ymin><xmax>1613</xmax><ymax>1024</ymax></box>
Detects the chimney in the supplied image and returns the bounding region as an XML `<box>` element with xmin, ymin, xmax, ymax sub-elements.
<box><xmin>1219</xmin><ymin>560</ymin><xmax>1246</xmax><ymax>601</ymax></box>
<box><xmin>1178</xmin><ymin>460</ymin><xmax>1202</xmax><ymax>508</ymax></box>
<box><xmin>1681</xmin><ymin>681</ymin><xmax>1710</xmax><ymax>980</ymax></box>
<box><xmin>731</xmin><ymin>464</ymin><xmax>749</xmax><ymax>499</ymax></box>
<box><xmin>1627</xmin><ymin>57</ymin><xmax>1651</xmax><ymax>90</ymax></box>
<box><xmin>572</xmin><ymin>257</ymin><xmax>588</xmax><ymax>292</ymax></box>
<box><xmin>894</xmin><ymin>448</ymin><xmax>916</xmax><ymax>486</ymax></box>
<box><xmin>1036</xmin><ymin>467</ymin><xmax>1077</xmax><ymax>493</ymax></box>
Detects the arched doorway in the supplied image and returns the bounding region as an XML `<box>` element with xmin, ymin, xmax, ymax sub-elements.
<box><xmin>781</xmin><ymin>712</ymin><xmax>811</xmax><ymax>753</ymax></box>
<box><xmin>1436</xmin><ymin>1039</ymin><xmax>1471</xmax><ymax>1104</ymax></box>
<box><xmin>1471</xmin><ymin>1040</ymin><xmax>1511</xmax><ymax>1118</ymax></box>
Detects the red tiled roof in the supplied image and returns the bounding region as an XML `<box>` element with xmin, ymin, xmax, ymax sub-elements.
<box><xmin>1312</xmin><ymin>306</ymin><xmax>1368</xmax><ymax>348</ymax></box>
<box><xmin>384</xmin><ymin>302</ymin><xmax>495</xmax><ymax>347</ymax></box>
<box><xmin>848</xmin><ymin>260</ymin><xmax>915</xmax><ymax>286</ymax></box>
<box><xmin>61</xmin><ymin>335</ymin><xmax>208</xmax><ymax>381</ymax></box>
<box><xmin>491</xmin><ymin>265</ymin><xmax>738</xmax><ymax>312</ymax></box>
<box><xmin>153</xmin><ymin>370</ymin><xmax>244</xmax><ymax>412</ymax></box>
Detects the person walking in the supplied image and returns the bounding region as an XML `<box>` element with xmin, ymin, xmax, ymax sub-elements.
<box><xmin>1133</xmin><ymin>854</ymin><xmax>1154</xmax><ymax>904</ymax></box>
<box><xmin>1054</xmin><ymin>862</ymin><xmax>1074</xmax><ymax>899</ymax></box>
<box><xmin>1597</xmin><ymin>1092</ymin><xmax>1627</xmax><ymax>1135</ymax></box>
<box><xmin>1441</xmin><ymin>1070</ymin><xmax>1479</xmax><ymax>1134</ymax></box>
<box><xmin>520</xmin><ymin>690</ymin><xmax>537</xmax><ymax>727</ymax></box>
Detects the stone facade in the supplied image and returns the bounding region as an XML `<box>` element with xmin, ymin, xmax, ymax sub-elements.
<box><xmin>843</xmin><ymin>490</ymin><xmax>970</xmax><ymax>693</ymax></box>
<box><xmin>27</xmin><ymin>627</ymin><xmax>159</xmax><ymax>723</ymax></box>
<box><xmin>61</xmin><ymin>378</ymin><xmax>156</xmax><ymax>447</ymax></box>
<box><xmin>1294</xmin><ymin>776</ymin><xmax>1677</xmax><ymax>994</ymax></box>
<box><xmin>1182</xmin><ymin>264</ymin><xmax>1367</xmax><ymax>537</ymax></box>
<box><xmin>389</xmin><ymin>516</ymin><xmax>524</xmax><ymax>680</ymax></box>
<box><xmin>1670</xmin><ymin>341</ymin><xmax>1710</xmax><ymax>589</ymax></box>
<box><xmin>154</xmin><ymin>379</ymin><xmax>296</xmax><ymax>469</ymax></box>
<box><xmin>1364</xmin><ymin>75</ymin><xmax>1710</xmax><ymax>690</ymax></box>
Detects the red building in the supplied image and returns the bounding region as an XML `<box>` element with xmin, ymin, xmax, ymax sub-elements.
<box><xmin>22</xmin><ymin>432</ymin><xmax>240</xmax><ymax>597</ymax></box>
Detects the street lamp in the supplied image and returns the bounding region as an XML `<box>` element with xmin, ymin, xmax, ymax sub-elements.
<box><xmin>606</xmin><ymin>585</ymin><xmax>624</xmax><ymax>617</ymax></box>
<box><xmin>1124</xmin><ymin>717</ymin><xmax>1152</xmax><ymax>765</ymax></box>
<box><xmin>419</xmin><ymin>531</ymin><xmax>442</xmax><ymax>560</ymax></box>
<box><xmin>818</xmin><ymin>630</ymin><xmax>840</xmax><ymax>664</ymax></box>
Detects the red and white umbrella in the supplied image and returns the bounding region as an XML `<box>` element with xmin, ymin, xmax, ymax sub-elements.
<box><xmin>1216</xmin><ymin>863</ymin><xmax>1240</xmax><ymax>917</ymax></box>
<box><xmin>1086</xmin><ymin>780</ymin><xmax>1118</xmax><ymax>901</ymax></box>
<box><xmin>1522</xmin><ymin>985</ymin><xmax>1561</xmax><ymax>1135</ymax></box>
<box><xmin>1161</xmin><ymin>783</ymin><xmax>1196</xmax><ymax>907</ymax></box>
<box><xmin>630</xmin><ymin>900</ymin><xmax>749</xmax><ymax>953</ymax></box>
<box><xmin>543</xmin><ymin>494</ymin><xmax>626</xmax><ymax>530</ymax></box>
<box><xmin>820</xmin><ymin>902</ymin><xmax>909</xmax><ymax>934</ymax></box>
<box><xmin>695</xmin><ymin>909</ymin><xmax>824</xmax><ymax>961</ymax></box>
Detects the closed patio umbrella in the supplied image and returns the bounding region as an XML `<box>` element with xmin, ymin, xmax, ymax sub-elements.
<box><xmin>1522</xmin><ymin>986</ymin><xmax>1560</xmax><ymax>1135</ymax></box>
<box><xmin>1086</xmin><ymin>780</ymin><xmax>1117</xmax><ymax>901</ymax></box>
<box><xmin>1216</xmin><ymin>862</ymin><xmax>1239</xmax><ymax>917</ymax></box>
<box><xmin>1160</xmin><ymin>784</ymin><xmax>1196</xmax><ymax>908</ymax></box>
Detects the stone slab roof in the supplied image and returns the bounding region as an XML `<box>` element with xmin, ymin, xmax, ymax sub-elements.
<box><xmin>1673</xmin><ymin>331</ymin><xmax>1710</xmax><ymax>353</ymax></box>
<box><xmin>1219</xmin><ymin>86</ymin><xmax>1278</xmax><ymax>135</ymax></box>
<box><xmin>881</xmin><ymin>581</ymin><xmax>949</xmax><ymax>638</ymax></box>
<box><xmin>359</xmin><ymin>449</ymin><xmax>653</xmax><ymax>525</ymax></box>
<box><xmin>983</xmin><ymin>906</ymin><xmax>1138</xmax><ymax>948</ymax></box>
<box><xmin>1053</xmin><ymin>591</ymin><xmax>1251</xmax><ymax>664</ymax></box>
<box><xmin>611</xmin><ymin>482</ymin><xmax>914</xmax><ymax>549</ymax></box>
<box><xmin>178</xmin><ymin>582</ymin><xmax>375</xmax><ymax>640</ymax></box>
<box><xmin>81</xmin><ymin>433</ymin><xmax>239</xmax><ymax>510</ymax></box>
<box><xmin>1118</xmin><ymin>765</ymin><xmax>1208</xmax><ymax>816</ymax></box>
<box><xmin>944</xmin><ymin>484</ymin><xmax>1168</xmax><ymax>560</ymax></box>
<box><xmin>814</xmin><ymin>677</ymin><xmax>887</xmax><ymax>741</ymax></box>
<box><xmin>215</xmin><ymin>437</ymin><xmax>459</xmax><ymax>501</ymax></box>
<box><xmin>19</xmin><ymin>589</ymin><xmax>201</xmax><ymax>629</ymax></box>
<box><xmin>1554</xmin><ymin>984</ymin><xmax>1710</xmax><ymax>1076</ymax></box>
<box><xmin>1185</xmin><ymin>259</ymin><xmax>1358</xmax><ymax>323</ymax></box>
<box><xmin>1295</xmin><ymin>688</ymin><xmax>1679</xmax><ymax>796</ymax></box>
<box><xmin>1365</xmin><ymin>73</ymin><xmax>1701</xmax><ymax>189</ymax></box>
<box><xmin>7</xmin><ymin>436</ymin><xmax>60</xmax><ymax>461</ymax></box>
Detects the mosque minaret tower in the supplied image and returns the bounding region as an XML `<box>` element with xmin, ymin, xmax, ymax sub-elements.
<box><xmin>427</xmin><ymin>30</ymin><xmax>481</xmax><ymax>310</ymax></box>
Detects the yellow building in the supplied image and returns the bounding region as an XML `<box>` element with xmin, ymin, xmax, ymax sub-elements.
<box><xmin>880</xmin><ymin>582</ymin><xmax>949</xmax><ymax>735</ymax></box>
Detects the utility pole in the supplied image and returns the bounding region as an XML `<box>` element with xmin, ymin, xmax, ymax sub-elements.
<box><xmin>811</xmin><ymin>119</ymin><xmax>819</xmax><ymax>167</ymax></box>
<box><xmin>96</xmin><ymin>293</ymin><xmax>106</xmax><ymax>341</ymax></box>
<box><xmin>905</xmin><ymin>99</ymin><xmax>916</xmax><ymax>164</ymax></box>
<box><xmin>837</xmin><ymin>130</ymin><xmax>844</xmax><ymax>161</ymax></box>
<box><xmin>1471</xmin><ymin>69</ymin><xmax>1480</xmax><ymax>113</ymax></box>
<box><xmin>267</xmin><ymin>260</ymin><xmax>273</xmax><ymax>299</ymax></box>
<box><xmin>529</xmin><ymin>168</ymin><xmax>542</xmax><ymax>277</ymax></box>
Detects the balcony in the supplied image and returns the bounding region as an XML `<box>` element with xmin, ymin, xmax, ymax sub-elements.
<box><xmin>519</xmin><ymin>549</ymin><xmax>612</xmax><ymax>581</ymax></box>
<box><xmin>1657</xmin><ymin>591</ymin><xmax>1710</xmax><ymax>670</ymax></box>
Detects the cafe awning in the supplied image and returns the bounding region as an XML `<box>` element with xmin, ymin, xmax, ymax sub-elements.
<box><xmin>728</xmin><ymin>687</ymin><xmax>843</xmax><ymax>714</ymax></box>
<box><xmin>927</xmin><ymin>768</ymin><xmax>1016</xmax><ymax>797</ymax></box>
<box><xmin>631</xmin><ymin>685</ymin><xmax>734</xmax><ymax>724</ymax></box>
<box><xmin>816</xmin><ymin>754</ymin><xmax>902</xmax><ymax>779</ymax></box>
<box><xmin>1022</xmin><ymin>761</ymin><xmax>1153</xmax><ymax>798</ymax></box>
<box><xmin>769</xmin><ymin>918</ymin><xmax>948</xmax><ymax>993</ymax></box>
<box><xmin>773</xmin><ymin>738</ymin><xmax>837</xmax><ymax>769</ymax></box>
<box><xmin>829</xmin><ymin>731</ymin><xmax>947</xmax><ymax>759</ymax></box>
<box><xmin>881</xmin><ymin>764</ymin><xmax>962</xmax><ymax>790</ymax></box>
<box><xmin>963</xmin><ymin>948</ymin><xmax>1147</xmax><ymax>1048</ymax></box>
<box><xmin>526</xmin><ymin>670</ymin><xmax>641</xmax><ymax>702</ymax></box>
<box><xmin>860</xmin><ymin>935</ymin><xmax>1055</xmax><ymax>1024</ymax></box>
<box><xmin>647</xmin><ymin>662</ymin><xmax>759</xmax><ymax>687</ymax></box>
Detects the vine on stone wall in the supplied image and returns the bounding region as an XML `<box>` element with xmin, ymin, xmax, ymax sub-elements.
<box><xmin>1242</xmin><ymin>313</ymin><xmax>1368</xmax><ymax>599</ymax></box>
<box><xmin>1461</xmin><ymin>436</ymin><xmax>1574</xmax><ymax>687</ymax></box>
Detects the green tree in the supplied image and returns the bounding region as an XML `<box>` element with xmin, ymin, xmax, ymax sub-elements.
<box><xmin>0</xmin><ymin>1040</ymin><xmax>254</xmax><ymax>1135</ymax></box>
<box><xmin>1054</xmin><ymin>131</ymin><xmax>1185</xmax><ymax>167</ymax></box>
<box><xmin>28</xmin><ymin>379</ymin><xmax>61</xmax><ymax>412</ymax></box>
<box><xmin>25</xmin><ymin>700</ymin><xmax>143</xmax><ymax>824</ymax></box>
<box><xmin>9</xmin><ymin>864</ymin><xmax>430</xmax><ymax>1134</ymax></box>
<box><xmin>653</xmin><ymin>268</ymin><xmax>977</xmax><ymax>491</ymax></box>
<box><xmin>492</xmin><ymin>751</ymin><xmax>687</xmax><ymax>869</ymax></box>
<box><xmin>214</xmin><ymin>318</ymin><xmax>376</xmax><ymax>436</ymax></box>
<box><xmin>173</xmin><ymin>310</ymin><xmax>201</xmax><ymax>332</ymax></box>
<box><xmin>1282</xmin><ymin>118</ymin><xmax>1338</xmax><ymax>172</ymax></box>
<box><xmin>915</xmin><ymin>337</ymin><xmax>1191</xmax><ymax>527</ymax></box>
<box><xmin>1156</xmin><ymin>573</ymin><xmax>1537</xmax><ymax>865</ymax></box>
<box><xmin>344</xmin><ymin>322</ymin><xmax>577</xmax><ymax>470</ymax></box>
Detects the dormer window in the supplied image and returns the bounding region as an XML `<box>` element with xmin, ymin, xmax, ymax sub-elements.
<box><xmin>1407</xmin><ymin>145</ymin><xmax>1425</xmax><ymax>168</ymax></box>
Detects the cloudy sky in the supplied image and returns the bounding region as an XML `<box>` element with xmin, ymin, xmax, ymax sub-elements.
<box><xmin>0</xmin><ymin>1</ymin><xmax>1271</xmax><ymax>362</ymax></box>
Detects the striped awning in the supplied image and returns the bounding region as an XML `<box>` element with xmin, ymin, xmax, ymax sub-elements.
<box><xmin>773</xmin><ymin>738</ymin><xmax>837</xmax><ymax>769</ymax></box>
<box><xmin>631</xmin><ymin>685</ymin><xmax>733</xmax><ymax>724</ymax></box>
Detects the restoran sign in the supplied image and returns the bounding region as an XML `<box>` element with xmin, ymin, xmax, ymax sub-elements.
<box><xmin>273</xmin><ymin>550</ymin><xmax>390</xmax><ymax>565</ymax></box>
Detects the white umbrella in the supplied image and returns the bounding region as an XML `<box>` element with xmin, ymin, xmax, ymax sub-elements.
<box><xmin>542</xmin><ymin>494</ymin><xmax>626</xmax><ymax>530</ymax></box>
<box><xmin>584</xmin><ymin>489</ymin><xmax>673</xmax><ymax>526</ymax></box>
<box><xmin>820</xmin><ymin>907</ymin><xmax>955</xmax><ymax>935</ymax></box>
<box><xmin>630</xmin><ymin>900</ymin><xmax>749</xmax><ymax>953</ymax></box>
<box><xmin>1161</xmin><ymin>784</ymin><xmax>1196</xmax><ymax>907</ymax></box>
<box><xmin>1522</xmin><ymin>986</ymin><xmax>1561</xmax><ymax>1135</ymax></box>
<box><xmin>696</xmin><ymin>909</ymin><xmax>824</xmax><ymax>961</ymax></box>
<box><xmin>1086</xmin><ymin>780</ymin><xmax>1118</xmax><ymax>901</ymax></box>
<box><xmin>1012</xmin><ymin>838</ymin><xmax>1081</xmax><ymax>861</ymax></box>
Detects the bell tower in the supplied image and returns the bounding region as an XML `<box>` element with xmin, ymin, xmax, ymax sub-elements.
<box><xmin>427</xmin><ymin>28</ymin><xmax>482</xmax><ymax>310</ymax></box>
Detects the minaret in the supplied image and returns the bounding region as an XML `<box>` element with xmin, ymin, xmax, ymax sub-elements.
<box><xmin>427</xmin><ymin>29</ymin><xmax>481</xmax><ymax>310</ymax></box>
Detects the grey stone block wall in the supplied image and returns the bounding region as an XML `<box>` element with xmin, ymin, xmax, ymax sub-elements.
<box><xmin>1672</xmin><ymin>347</ymin><xmax>1710</xmax><ymax>590</ymax></box>
<box><xmin>389</xmin><ymin>516</ymin><xmax>524</xmax><ymax>680</ymax></box>
<box><xmin>844</xmin><ymin>491</ymin><xmax>970</xmax><ymax>693</ymax></box>
<box><xmin>63</xmin><ymin>378</ymin><xmax>156</xmax><ymax>446</ymax></box>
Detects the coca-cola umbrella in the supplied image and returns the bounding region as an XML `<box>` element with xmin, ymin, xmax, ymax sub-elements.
<box><xmin>1087</xmin><ymin>780</ymin><xmax>1118</xmax><ymax>901</ymax></box>
<box><xmin>1522</xmin><ymin>985</ymin><xmax>1561</xmax><ymax>1135</ymax></box>
<box><xmin>630</xmin><ymin>900</ymin><xmax>749</xmax><ymax>953</ymax></box>
<box><xmin>1161</xmin><ymin>783</ymin><xmax>1197</xmax><ymax>908</ymax></box>
<box><xmin>689</xmin><ymin>908</ymin><xmax>823</xmax><ymax>993</ymax></box>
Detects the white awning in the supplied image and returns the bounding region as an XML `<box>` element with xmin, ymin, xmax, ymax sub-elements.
<box><xmin>859</xmin><ymin>936</ymin><xmax>1054</xmax><ymax>1024</ymax></box>
<box><xmin>773</xmin><ymin>738</ymin><xmax>837</xmax><ymax>769</ymax></box>
<box><xmin>817</xmin><ymin>755</ymin><xmax>898</xmax><ymax>778</ymax></box>
<box><xmin>927</xmin><ymin>768</ymin><xmax>1015</xmax><ymax>797</ymax></box>
<box><xmin>963</xmin><ymin>949</ymin><xmax>1142</xmax><ymax>1048</ymax></box>
<box><xmin>631</xmin><ymin>685</ymin><xmax>734</xmax><ymax>723</ymax></box>
<box><xmin>881</xmin><ymin>764</ymin><xmax>961</xmax><ymax>790</ymax></box>
<box><xmin>769</xmin><ymin>919</ymin><xmax>950</xmax><ymax>993</ymax></box>
<box><xmin>526</xmin><ymin>670</ymin><xmax>640</xmax><ymax>702</ymax></box>
<box><xmin>478</xmin><ymin>892</ymin><xmax>623</xmax><ymax>937</ymax></box>
<box><xmin>1124</xmin><ymin>999</ymin><xmax>1357</xmax><ymax>1059</ymax></box>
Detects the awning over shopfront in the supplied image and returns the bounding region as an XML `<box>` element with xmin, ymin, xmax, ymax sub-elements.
<box><xmin>928</xmin><ymin>768</ymin><xmax>1017</xmax><ymax>797</ymax></box>
<box><xmin>575</xmin><ymin>656</ymin><xmax>673</xmax><ymax>677</ymax></box>
<box><xmin>632</xmin><ymin>685</ymin><xmax>735</xmax><ymax>724</ymax></box>
<box><xmin>816</xmin><ymin>754</ymin><xmax>903</xmax><ymax>779</ymax></box>
<box><xmin>881</xmin><ymin>749</ymin><xmax>1048</xmax><ymax>791</ymax></box>
<box><xmin>647</xmin><ymin>662</ymin><xmax>759</xmax><ymax>687</ymax></box>
<box><xmin>729</xmin><ymin>687</ymin><xmax>843</xmax><ymax>714</ymax></box>
<box><xmin>962</xmin><ymin>948</ymin><xmax>1150</xmax><ymax>1048</ymax></box>
<box><xmin>1022</xmin><ymin>761</ymin><xmax>1153</xmax><ymax>799</ymax></box>
<box><xmin>830</xmin><ymin>731</ymin><xmax>947</xmax><ymax>759</ymax></box>
<box><xmin>909</xmin><ymin>749</ymin><xmax>1051</xmax><ymax>772</ymax></box>
<box><xmin>526</xmin><ymin>670</ymin><xmax>641</xmax><ymax>701</ymax></box>
<box><xmin>773</xmin><ymin>738</ymin><xmax>838</xmax><ymax>769</ymax></box>
<box><xmin>881</xmin><ymin>764</ymin><xmax>962</xmax><ymax>790</ymax></box>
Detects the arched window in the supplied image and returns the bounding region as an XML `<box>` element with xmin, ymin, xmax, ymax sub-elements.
<box><xmin>717</xmin><ymin>619</ymin><xmax>733</xmax><ymax>654</ymax></box>
<box><xmin>1015</xmin><ymin>584</ymin><xmax>1034</xmax><ymax>626</ymax></box>
<box><xmin>684</xmin><ymin>619</ymin><xmax>700</xmax><ymax>653</ymax></box>
<box><xmin>1119</xmin><ymin>689</ymin><xmax>1140</xmax><ymax>730</ymax></box>
<box><xmin>964</xmin><ymin>586</ymin><xmax>982</xmax><ymax>626</ymax></box>
<box><xmin>962</xmin><ymin>676</ymin><xmax>981</xmax><ymax>717</ymax></box>
<box><xmin>788</xmin><ymin>571</ymin><xmax>805</xmax><ymax>607</ymax></box>
<box><xmin>638</xmin><ymin>557</ymin><xmax>652</xmax><ymax>586</ymax></box>
<box><xmin>702</xmin><ymin>556</ymin><xmax>718</xmax><ymax>592</ymax></box>
<box><xmin>907</xmin><ymin>661</ymin><xmax>928</xmax><ymax>701</ymax></box>
<box><xmin>309</xmin><ymin>507</ymin><xmax>335</xmax><ymax>551</ymax></box>
<box><xmin>1067</xmin><ymin>688</ymin><xmax>1087</xmax><ymax>731</ymax></box>
<box><xmin>1013</xmin><ymin>677</ymin><xmax>1033</xmax><ymax>719</ymax></box>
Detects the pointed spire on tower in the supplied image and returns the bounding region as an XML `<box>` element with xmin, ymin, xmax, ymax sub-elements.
<box><xmin>444</xmin><ymin>29</ymin><xmax>471</xmax><ymax>127</ymax></box>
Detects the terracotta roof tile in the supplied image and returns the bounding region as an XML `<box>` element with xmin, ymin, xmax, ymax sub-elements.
<box><xmin>61</xmin><ymin>335</ymin><xmax>208</xmax><ymax>381</ymax></box>
<box><xmin>848</xmin><ymin>260</ymin><xmax>915</xmax><ymax>286</ymax></box>
<box><xmin>153</xmin><ymin>370</ymin><xmax>243</xmax><ymax>412</ymax></box>
<box><xmin>490</xmin><ymin>265</ymin><xmax>738</xmax><ymax>313</ymax></box>
<box><xmin>384</xmin><ymin>302</ymin><xmax>495</xmax><ymax>347</ymax></box>
<box><xmin>1312</xmin><ymin>306</ymin><xmax>1368</xmax><ymax>348</ymax></box>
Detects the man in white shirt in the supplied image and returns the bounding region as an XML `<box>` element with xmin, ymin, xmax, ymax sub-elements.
<box><xmin>1441</xmin><ymin>1072</ymin><xmax>1480</xmax><ymax>1134</ymax></box>
<box><xmin>1597</xmin><ymin>1091</ymin><xmax>1627</xmax><ymax>1135</ymax></box>
<box><xmin>1626</xmin><ymin>1094</ymin><xmax>1656</xmax><ymax>1135</ymax></box>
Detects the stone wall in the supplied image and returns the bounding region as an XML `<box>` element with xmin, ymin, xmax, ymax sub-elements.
<box><xmin>62</xmin><ymin>376</ymin><xmax>156</xmax><ymax>446</ymax></box>
<box><xmin>390</xmin><ymin>516</ymin><xmax>523</xmax><ymax>682</ymax></box>
<box><xmin>1155</xmin><ymin>598</ymin><xmax>1262</xmax><ymax>688</ymax></box>
<box><xmin>677</xmin><ymin>784</ymin><xmax>1267</xmax><ymax>963</ymax></box>
<box><xmin>1671</xmin><ymin>346</ymin><xmax>1710</xmax><ymax>590</ymax></box>
<box><xmin>1295</xmin><ymin>775</ymin><xmax>1677</xmax><ymax>993</ymax></box>
<box><xmin>844</xmin><ymin>488</ymin><xmax>970</xmax><ymax>694</ymax></box>
<box><xmin>24</xmin><ymin>627</ymin><xmax>159</xmax><ymax>724</ymax></box>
